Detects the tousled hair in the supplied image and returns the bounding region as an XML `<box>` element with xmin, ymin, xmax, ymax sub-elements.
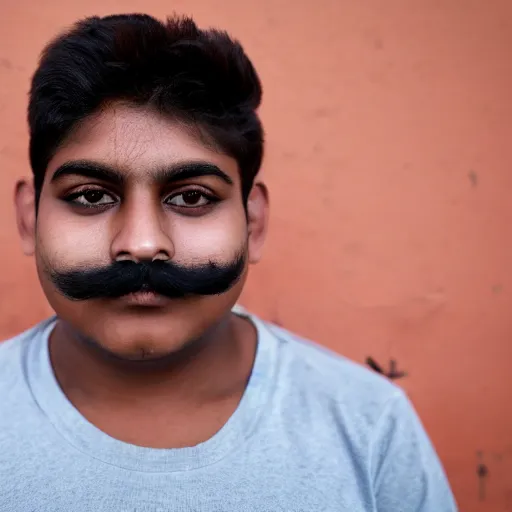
<box><xmin>28</xmin><ymin>13</ymin><xmax>264</xmax><ymax>203</ymax></box>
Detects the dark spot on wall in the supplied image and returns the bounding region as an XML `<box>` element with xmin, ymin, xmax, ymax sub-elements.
<box><xmin>312</xmin><ymin>143</ymin><xmax>323</xmax><ymax>154</ymax></box>
<box><xmin>272</xmin><ymin>315</ymin><xmax>283</xmax><ymax>328</ymax></box>
<box><xmin>366</xmin><ymin>357</ymin><xmax>407</xmax><ymax>379</ymax></box>
<box><xmin>343</xmin><ymin>242</ymin><xmax>364</xmax><ymax>257</ymax></box>
<box><xmin>477</xmin><ymin>462</ymin><xmax>489</xmax><ymax>501</ymax></box>
<box><xmin>477</xmin><ymin>463</ymin><xmax>488</xmax><ymax>477</ymax></box>
<box><xmin>373</xmin><ymin>37</ymin><xmax>384</xmax><ymax>50</ymax></box>
<box><xmin>0</xmin><ymin>58</ymin><xmax>23</xmax><ymax>72</ymax></box>
<box><xmin>281</xmin><ymin>150</ymin><xmax>296</xmax><ymax>160</ymax></box>
<box><xmin>314</xmin><ymin>107</ymin><xmax>332</xmax><ymax>119</ymax></box>
<box><xmin>0</xmin><ymin>58</ymin><xmax>12</xmax><ymax>69</ymax></box>
<box><xmin>468</xmin><ymin>170</ymin><xmax>478</xmax><ymax>187</ymax></box>
<box><xmin>492</xmin><ymin>284</ymin><xmax>503</xmax><ymax>294</ymax></box>
<box><xmin>266</xmin><ymin>17</ymin><xmax>277</xmax><ymax>28</ymax></box>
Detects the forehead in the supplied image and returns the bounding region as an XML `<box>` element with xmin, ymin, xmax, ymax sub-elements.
<box><xmin>46</xmin><ymin>103</ymin><xmax>239</xmax><ymax>181</ymax></box>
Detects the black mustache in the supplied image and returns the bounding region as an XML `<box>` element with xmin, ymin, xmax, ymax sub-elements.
<box><xmin>49</xmin><ymin>252</ymin><xmax>246</xmax><ymax>301</ymax></box>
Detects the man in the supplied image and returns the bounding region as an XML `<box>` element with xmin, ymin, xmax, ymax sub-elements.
<box><xmin>0</xmin><ymin>13</ymin><xmax>457</xmax><ymax>511</ymax></box>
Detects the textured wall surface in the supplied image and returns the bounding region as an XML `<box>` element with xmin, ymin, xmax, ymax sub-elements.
<box><xmin>1</xmin><ymin>1</ymin><xmax>511</xmax><ymax>510</ymax></box>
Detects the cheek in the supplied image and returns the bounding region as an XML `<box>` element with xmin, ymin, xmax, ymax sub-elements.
<box><xmin>36</xmin><ymin>207</ymin><xmax>111</xmax><ymax>267</ymax></box>
<box><xmin>172</xmin><ymin>208</ymin><xmax>247</xmax><ymax>262</ymax></box>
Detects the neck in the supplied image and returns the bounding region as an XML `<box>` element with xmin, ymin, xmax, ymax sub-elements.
<box><xmin>49</xmin><ymin>312</ymin><xmax>257</xmax><ymax>410</ymax></box>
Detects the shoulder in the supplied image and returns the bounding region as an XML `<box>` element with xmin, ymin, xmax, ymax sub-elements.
<box><xmin>243</xmin><ymin>311</ymin><xmax>420</xmax><ymax>468</ymax></box>
<box><xmin>252</xmin><ymin>314</ymin><xmax>457</xmax><ymax>509</ymax></box>
<box><xmin>0</xmin><ymin>318</ymin><xmax>55</xmax><ymax>411</ymax></box>
<box><xmin>235</xmin><ymin>305</ymin><xmax>411</xmax><ymax>451</ymax></box>
<box><xmin>258</xmin><ymin>316</ymin><xmax>403</xmax><ymax>415</ymax></box>
<box><xmin>0</xmin><ymin>318</ymin><xmax>52</xmax><ymax>364</ymax></box>
<box><xmin>0</xmin><ymin>325</ymin><xmax>33</xmax><ymax>379</ymax></box>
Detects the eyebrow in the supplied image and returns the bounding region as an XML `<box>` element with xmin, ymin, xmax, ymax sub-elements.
<box><xmin>50</xmin><ymin>160</ymin><xmax>234</xmax><ymax>186</ymax></box>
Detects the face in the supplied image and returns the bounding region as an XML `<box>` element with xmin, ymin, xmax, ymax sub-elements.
<box><xmin>15</xmin><ymin>103</ymin><xmax>268</xmax><ymax>360</ymax></box>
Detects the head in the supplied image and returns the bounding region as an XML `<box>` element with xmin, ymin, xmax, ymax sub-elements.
<box><xmin>15</xmin><ymin>14</ymin><xmax>268</xmax><ymax>361</ymax></box>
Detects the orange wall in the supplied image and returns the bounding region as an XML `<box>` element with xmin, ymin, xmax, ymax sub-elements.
<box><xmin>1</xmin><ymin>1</ymin><xmax>511</xmax><ymax>510</ymax></box>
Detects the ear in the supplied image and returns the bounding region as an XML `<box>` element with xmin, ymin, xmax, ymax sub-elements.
<box><xmin>247</xmin><ymin>182</ymin><xmax>269</xmax><ymax>264</ymax></box>
<box><xmin>14</xmin><ymin>179</ymin><xmax>36</xmax><ymax>256</ymax></box>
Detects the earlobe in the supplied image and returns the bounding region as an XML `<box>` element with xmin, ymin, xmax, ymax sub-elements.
<box><xmin>14</xmin><ymin>179</ymin><xmax>37</xmax><ymax>256</ymax></box>
<box><xmin>247</xmin><ymin>182</ymin><xmax>269</xmax><ymax>264</ymax></box>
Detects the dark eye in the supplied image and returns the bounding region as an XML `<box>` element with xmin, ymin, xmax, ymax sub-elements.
<box><xmin>167</xmin><ymin>191</ymin><xmax>211</xmax><ymax>207</ymax></box>
<box><xmin>71</xmin><ymin>190</ymin><xmax>116</xmax><ymax>206</ymax></box>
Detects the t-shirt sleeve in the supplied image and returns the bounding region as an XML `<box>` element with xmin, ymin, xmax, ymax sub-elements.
<box><xmin>369</xmin><ymin>390</ymin><xmax>458</xmax><ymax>511</ymax></box>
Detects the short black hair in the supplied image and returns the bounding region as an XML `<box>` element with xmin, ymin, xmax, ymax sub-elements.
<box><xmin>28</xmin><ymin>14</ymin><xmax>263</xmax><ymax>203</ymax></box>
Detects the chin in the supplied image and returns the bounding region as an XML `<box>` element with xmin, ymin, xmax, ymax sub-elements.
<box><xmin>47</xmin><ymin>288</ymin><xmax>240</xmax><ymax>362</ymax></box>
<box><xmin>97</xmin><ymin>339</ymin><xmax>186</xmax><ymax>363</ymax></box>
<box><xmin>83</xmin><ymin>315</ymin><xmax>200</xmax><ymax>362</ymax></box>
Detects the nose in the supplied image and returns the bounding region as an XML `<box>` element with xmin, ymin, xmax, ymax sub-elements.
<box><xmin>110</xmin><ymin>194</ymin><xmax>174</xmax><ymax>263</ymax></box>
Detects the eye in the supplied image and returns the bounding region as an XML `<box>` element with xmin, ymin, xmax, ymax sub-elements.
<box><xmin>166</xmin><ymin>190</ymin><xmax>213</xmax><ymax>208</ymax></box>
<box><xmin>67</xmin><ymin>189</ymin><xmax>117</xmax><ymax>207</ymax></box>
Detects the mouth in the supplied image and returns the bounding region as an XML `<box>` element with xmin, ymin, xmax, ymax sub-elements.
<box><xmin>118</xmin><ymin>291</ymin><xmax>170</xmax><ymax>307</ymax></box>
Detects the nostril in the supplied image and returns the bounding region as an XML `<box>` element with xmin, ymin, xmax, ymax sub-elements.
<box><xmin>152</xmin><ymin>251</ymin><xmax>170</xmax><ymax>262</ymax></box>
<box><xmin>115</xmin><ymin>252</ymin><xmax>138</xmax><ymax>263</ymax></box>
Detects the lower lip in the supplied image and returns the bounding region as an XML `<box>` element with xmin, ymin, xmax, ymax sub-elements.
<box><xmin>119</xmin><ymin>292</ymin><xmax>170</xmax><ymax>307</ymax></box>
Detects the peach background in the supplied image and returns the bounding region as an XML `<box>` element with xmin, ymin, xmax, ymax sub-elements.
<box><xmin>1</xmin><ymin>1</ymin><xmax>511</xmax><ymax>510</ymax></box>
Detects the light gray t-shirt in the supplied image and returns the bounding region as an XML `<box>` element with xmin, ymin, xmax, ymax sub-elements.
<box><xmin>0</xmin><ymin>310</ymin><xmax>457</xmax><ymax>511</ymax></box>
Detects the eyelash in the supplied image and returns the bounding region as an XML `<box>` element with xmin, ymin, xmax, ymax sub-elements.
<box><xmin>62</xmin><ymin>187</ymin><xmax>220</xmax><ymax>211</ymax></box>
